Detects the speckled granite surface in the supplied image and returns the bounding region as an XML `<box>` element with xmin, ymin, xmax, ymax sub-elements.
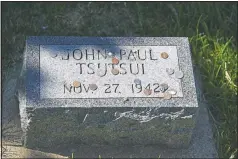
<box><xmin>18</xmin><ymin>37</ymin><xmax>199</xmax><ymax>149</ymax></box>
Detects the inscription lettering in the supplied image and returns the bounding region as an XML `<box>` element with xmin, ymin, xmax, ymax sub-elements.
<box><xmin>40</xmin><ymin>45</ymin><xmax>182</xmax><ymax>98</ymax></box>
<box><xmin>104</xmin><ymin>84</ymin><xmax>120</xmax><ymax>93</ymax></box>
<box><xmin>73</xmin><ymin>49</ymin><xmax>83</xmax><ymax>60</ymax></box>
<box><xmin>64</xmin><ymin>83</ymin><xmax>166</xmax><ymax>95</ymax></box>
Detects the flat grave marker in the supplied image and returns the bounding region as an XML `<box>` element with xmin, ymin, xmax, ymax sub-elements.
<box><xmin>18</xmin><ymin>37</ymin><xmax>199</xmax><ymax>149</ymax></box>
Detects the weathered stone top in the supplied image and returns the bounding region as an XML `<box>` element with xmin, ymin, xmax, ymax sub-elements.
<box><xmin>21</xmin><ymin>37</ymin><xmax>198</xmax><ymax>108</ymax></box>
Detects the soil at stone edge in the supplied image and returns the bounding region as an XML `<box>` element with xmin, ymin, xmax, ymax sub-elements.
<box><xmin>1</xmin><ymin>142</ymin><xmax>68</xmax><ymax>158</ymax></box>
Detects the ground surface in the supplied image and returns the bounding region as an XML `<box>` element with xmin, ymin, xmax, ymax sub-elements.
<box><xmin>1</xmin><ymin>2</ymin><xmax>237</xmax><ymax>158</ymax></box>
<box><xmin>1</xmin><ymin>141</ymin><xmax>67</xmax><ymax>158</ymax></box>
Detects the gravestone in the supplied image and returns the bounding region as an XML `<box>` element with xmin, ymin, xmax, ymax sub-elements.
<box><xmin>18</xmin><ymin>37</ymin><xmax>199</xmax><ymax>149</ymax></box>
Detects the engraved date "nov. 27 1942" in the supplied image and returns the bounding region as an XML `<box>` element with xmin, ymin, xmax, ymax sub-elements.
<box><xmin>64</xmin><ymin>83</ymin><xmax>163</xmax><ymax>94</ymax></box>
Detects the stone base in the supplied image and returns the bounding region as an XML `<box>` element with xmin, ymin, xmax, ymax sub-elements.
<box><xmin>22</xmin><ymin>101</ymin><xmax>217</xmax><ymax>158</ymax></box>
<box><xmin>21</xmin><ymin>107</ymin><xmax>197</xmax><ymax>149</ymax></box>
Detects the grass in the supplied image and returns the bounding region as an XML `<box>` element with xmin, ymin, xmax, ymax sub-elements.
<box><xmin>1</xmin><ymin>2</ymin><xmax>237</xmax><ymax>158</ymax></box>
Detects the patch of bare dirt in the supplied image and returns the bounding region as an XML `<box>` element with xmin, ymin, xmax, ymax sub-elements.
<box><xmin>1</xmin><ymin>141</ymin><xmax>68</xmax><ymax>159</ymax></box>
